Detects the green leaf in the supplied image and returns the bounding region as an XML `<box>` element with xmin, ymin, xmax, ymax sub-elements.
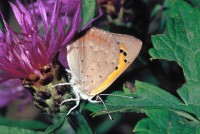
<box><xmin>84</xmin><ymin>81</ymin><xmax>185</xmax><ymax>116</ymax></box>
<box><xmin>150</xmin><ymin>0</ymin><xmax>200</xmax><ymax>81</ymax></box>
<box><xmin>0</xmin><ymin>20</ymin><xmax>2</xmax><ymax>31</ymax></box>
<box><xmin>80</xmin><ymin>0</ymin><xmax>97</xmax><ymax>29</ymax></box>
<box><xmin>149</xmin><ymin>0</ymin><xmax>200</xmax><ymax>118</ymax></box>
<box><xmin>133</xmin><ymin>109</ymin><xmax>200</xmax><ymax>134</ymax></box>
<box><xmin>44</xmin><ymin>114</ymin><xmax>66</xmax><ymax>134</ymax></box>
<box><xmin>38</xmin><ymin>107</ymin><xmax>85</xmax><ymax>134</ymax></box>
<box><xmin>160</xmin><ymin>0</ymin><xmax>177</xmax><ymax>30</ymax></box>
<box><xmin>177</xmin><ymin>81</ymin><xmax>200</xmax><ymax>118</ymax></box>
<box><xmin>188</xmin><ymin>0</ymin><xmax>200</xmax><ymax>8</ymax></box>
<box><xmin>150</xmin><ymin>0</ymin><xmax>177</xmax><ymax>32</ymax></box>
<box><xmin>0</xmin><ymin>125</ymin><xmax>43</xmax><ymax>134</ymax></box>
<box><xmin>67</xmin><ymin>111</ymin><xmax>93</xmax><ymax>134</ymax></box>
<box><xmin>0</xmin><ymin>116</ymin><xmax>48</xmax><ymax>130</ymax></box>
<box><xmin>95</xmin><ymin>114</ymin><xmax>122</xmax><ymax>134</ymax></box>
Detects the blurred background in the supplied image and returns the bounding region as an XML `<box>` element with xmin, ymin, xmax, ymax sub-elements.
<box><xmin>0</xmin><ymin>0</ymin><xmax>199</xmax><ymax>134</ymax></box>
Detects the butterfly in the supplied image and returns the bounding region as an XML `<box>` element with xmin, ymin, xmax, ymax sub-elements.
<box><xmin>60</xmin><ymin>27</ymin><xmax>142</xmax><ymax>115</ymax></box>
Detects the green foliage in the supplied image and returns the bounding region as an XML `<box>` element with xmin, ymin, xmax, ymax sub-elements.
<box><xmin>85</xmin><ymin>81</ymin><xmax>185</xmax><ymax>116</ymax></box>
<box><xmin>44</xmin><ymin>111</ymin><xmax>92</xmax><ymax>134</ymax></box>
<box><xmin>150</xmin><ymin>0</ymin><xmax>200</xmax><ymax>118</ymax></box>
<box><xmin>188</xmin><ymin>0</ymin><xmax>200</xmax><ymax>8</ymax></box>
<box><xmin>44</xmin><ymin>114</ymin><xmax>66</xmax><ymax>134</ymax></box>
<box><xmin>67</xmin><ymin>111</ymin><xmax>93</xmax><ymax>134</ymax></box>
<box><xmin>151</xmin><ymin>0</ymin><xmax>176</xmax><ymax>32</ymax></box>
<box><xmin>150</xmin><ymin>0</ymin><xmax>200</xmax><ymax>32</ymax></box>
<box><xmin>0</xmin><ymin>125</ymin><xmax>43</xmax><ymax>134</ymax></box>
<box><xmin>80</xmin><ymin>0</ymin><xmax>97</xmax><ymax>29</ymax></box>
<box><xmin>85</xmin><ymin>0</ymin><xmax>200</xmax><ymax>132</ymax></box>
<box><xmin>95</xmin><ymin>114</ymin><xmax>121</xmax><ymax>134</ymax></box>
<box><xmin>0</xmin><ymin>20</ymin><xmax>2</xmax><ymax>31</ymax></box>
<box><xmin>133</xmin><ymin>109</ymin><xmax>200</xmax><ymax>134</ymax></box>
<box><xmin>0</xmin><ymin>116</ymin><xmax>48</xmax><ymax>130</ymax></box>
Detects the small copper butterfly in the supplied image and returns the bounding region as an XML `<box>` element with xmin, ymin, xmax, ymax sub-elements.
<box><xmin>59</xmin><ymin>27</ymin><xmax>142</xmax><ymax>115</ymax></box>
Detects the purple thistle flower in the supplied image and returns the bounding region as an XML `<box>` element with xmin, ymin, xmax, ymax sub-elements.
<box><xmin>27</xmin><ymin>0</ymin><xmax>82</xmax><ymax>68</ymax></box>
<box><xmin>0</xmin><ymin>0</ymin><xmax>82</xmax><ymax>113</ymax></box>
<box><xmin>0</xmin><ymin>79</ymin><xmax>31</xmax><ymax>108</ymax></box>
<box><xmin>29</xmin><ymin>0</ymin><xmax>103</xmax><ymax>68</ymax></box>
<box><xmin>0</xmin><ymin>0</ymin><xmax>81</xmax><ymax>82</ymax></box>
<box><xmin>29</xmin><ymin>0</ymin><xmax>80</xmax><ymax>16</ymax></box>
<box><xmin>28</xmin><ymin>0</ymin><xmax>81</xmax><ymax>33</ymax></box>
<box><xmin>0</xmin><ymin>0</ymin><xmax>101</xmax><ymax>113</ymax></box>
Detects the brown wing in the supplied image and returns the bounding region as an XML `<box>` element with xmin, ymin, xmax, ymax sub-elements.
<box><xmin>112</xmin><ymin>33</ymin><xmax>142</xmax><ymax>69</ymax></box>
<box><xmin>67</xmin><ymin>28</ymin><xmax>119</xmax><ymax>95</ymax></box>
<box><xmin>89</xmin><ymin>32</ymin><xmax>142</xmax><ymax>95</ymax></box>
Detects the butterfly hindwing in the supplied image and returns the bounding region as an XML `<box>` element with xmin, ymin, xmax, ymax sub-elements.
<box><xmin>67</xmin><ymin>28</ymin><xmax>119</xmax><ymax>95</ymax></box>
<box><xmin>67</xmin><ymin>27</ymin><xmax>142</xmax><ymax>97</ymax></box>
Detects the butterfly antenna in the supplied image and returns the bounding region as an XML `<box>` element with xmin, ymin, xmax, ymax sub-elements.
<box><xmin>99</xmin><ymin>94</ymin><xmax>135</xmax><ymax>99</ymax></box>
<box><xmin>96</xmin><ymin>95</ymin><xmax>113</xmax><ymax>120</ymax></box>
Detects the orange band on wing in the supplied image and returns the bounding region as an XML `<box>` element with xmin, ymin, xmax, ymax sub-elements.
<box><xmin>90</xmin><ymin>44</ymin><xmax>128</xmax><ymax>95</ymax></box>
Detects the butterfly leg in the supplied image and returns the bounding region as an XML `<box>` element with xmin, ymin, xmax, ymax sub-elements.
<box><xmin>88</xmin><ymin>96</ymin><xmax>101</xmax><ymax>103</ymax></box>
<box><xmin>66</xmin><ymin>99</ymin><xmax>80</xmax><ymax>115</ymax></box>
<box><xmin>94</xmin><ymin>95</ymin><xmax>113</xmax><ymax>120</ymax></box>
<box><xmin>60</xmin><ymin>98</ymin><xmax>80</xmax><ymax>105</ymax></box>
<box><xmin>52</xmin><ymin>82</ymin><xmax>74</xmax><ymax>87</ymax></box>
<box><xmin>60</xmin><ymin>92</ymin><xmax>80</xmax><ymax>115</ymax></box>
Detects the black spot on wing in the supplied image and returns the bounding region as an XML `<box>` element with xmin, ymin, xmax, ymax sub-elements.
<box><xmin>123</xmin><ymin>51</ymin><xmax>127</xmax><ymax>56</ymax></box>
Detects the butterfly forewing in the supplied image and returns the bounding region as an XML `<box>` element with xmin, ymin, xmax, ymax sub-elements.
<box><xmin>67</xmin><ymin>28</ymin><xmax>119</xmax><ymax>95</ymax></box>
